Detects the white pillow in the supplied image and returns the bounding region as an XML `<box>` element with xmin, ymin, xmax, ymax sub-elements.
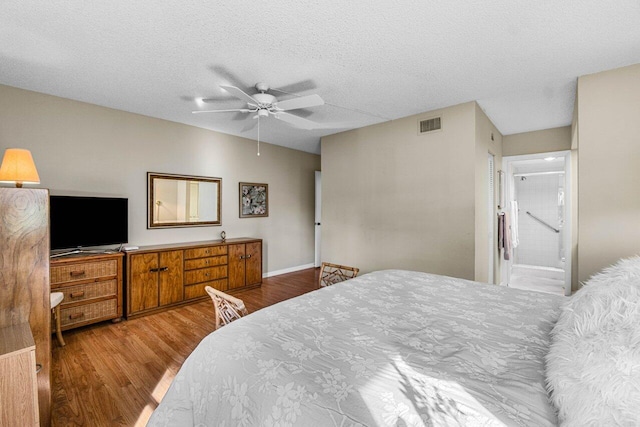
<box><xmin>546</xmin><ymin>256</ymin><xmax>640</xmax><ymax>426</ymax></box>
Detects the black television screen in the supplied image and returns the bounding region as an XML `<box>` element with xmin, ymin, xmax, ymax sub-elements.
<box><xmin>50</xmin><ymin>196</ymin><xmax>128</xmax><ymax>250</ymax></box>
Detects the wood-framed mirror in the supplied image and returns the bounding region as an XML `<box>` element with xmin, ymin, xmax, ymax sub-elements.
<box><xmin>148</xmin><ymin>172</ymin><xmax>221</xmax><ymax>228</ymax></box>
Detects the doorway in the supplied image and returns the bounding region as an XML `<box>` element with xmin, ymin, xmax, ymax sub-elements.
<box><xmin>501</xmin><ymin>151</ymin><xmax>572</xmax><ymax>296</ymax></box>
<box><xmin>314</xmin><ymin>171</ymin><xmax>321</xmax><ymax>267</ymax></box>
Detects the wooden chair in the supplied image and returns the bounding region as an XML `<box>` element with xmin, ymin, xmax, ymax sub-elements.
<box><xmin>319</xmin><ymin>262</ymin><xmax>360</xmax><ymax>287</ymax></box>
<box><xmin>50</xmin><ymin>292</ymin><xmax>65</xmax><ymax>347</ymax></box>
<box><xmin>204</xmin><ymin>286</ymin><xmax>248</xmax><ymax>330</ymax></box>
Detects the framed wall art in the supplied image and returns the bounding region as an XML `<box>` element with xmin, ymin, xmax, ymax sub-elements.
<box><xmin>239</xmin><ymin>182</ymin><xmax>268</xmax><ymax>218</ymax></box>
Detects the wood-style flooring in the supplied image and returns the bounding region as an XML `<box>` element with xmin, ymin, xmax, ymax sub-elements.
<box><xmin>51</xmin><ymin>267</ymin><xmax>320</xmax><ymax>426</ymax></box>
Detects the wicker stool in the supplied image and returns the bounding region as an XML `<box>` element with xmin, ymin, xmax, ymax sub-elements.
<box><xmin>319</xmin><ymin>262</ymin><xmax>360</xmax><ymax>287</ymax></box>
<box><xmin>50</xmin><ymin>292</ymin><xmax>65</xmax><ymax>347</ymax></box>
<box><xmin>205</xmin><ymin>286</ymin><xmax>248</xmax><ymax>330</ymax></box>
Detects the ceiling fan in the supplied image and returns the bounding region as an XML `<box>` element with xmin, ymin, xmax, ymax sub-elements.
<box><xmin>193</xmin><ymin>82</ymin><xmax>326</xmax><ymax>130</ymax></box>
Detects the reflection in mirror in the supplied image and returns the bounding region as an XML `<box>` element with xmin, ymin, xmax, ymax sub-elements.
<box><xmin>148</xmin><ymin>173</ymin><xmax>221</xmax><ymax>228</ymax></box>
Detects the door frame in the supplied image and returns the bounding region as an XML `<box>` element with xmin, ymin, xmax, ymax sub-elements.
<box><xmin>314</xmin><ymin>171</ymin><xmax>321</xmax><ymax>267</ymax></box>
<box><xmin>501</xmin><ymin>150</ymin><xmax>572</xmax><ymax>295</ymax></box>
<box><xmin>488</xmin><ymin>152</ymin><xmax>495</xmax><ymax>284</ymax></box>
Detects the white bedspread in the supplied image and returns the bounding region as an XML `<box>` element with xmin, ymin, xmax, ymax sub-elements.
<box><xmin>149</xmin><ymin>270</ymin><xmax>563</xmax><ymax>426</ymax></box>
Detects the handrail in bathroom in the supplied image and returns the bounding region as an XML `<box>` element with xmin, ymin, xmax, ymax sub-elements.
<box><xmin>526</xmin><ymin>211</ymin><xmax>560</xmax><ymax>233</ymax></box>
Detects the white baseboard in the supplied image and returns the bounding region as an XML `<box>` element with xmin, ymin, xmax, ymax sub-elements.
<box><xmin>263</xmin><ymin>263</ymin><xmax>316</xmax><ymax>278</ymax></box>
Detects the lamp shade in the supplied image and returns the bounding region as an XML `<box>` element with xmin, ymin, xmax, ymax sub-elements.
<box><xmin>0</xmin><ymin>148</ymin><xmax>40</xmax><ymax>188</ymax></box>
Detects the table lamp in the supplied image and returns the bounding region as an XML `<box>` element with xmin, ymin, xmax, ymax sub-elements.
<box><xmin>0</xmin><ymin>148</ymin><xmax>40</xmax><ymax>188</ymax></box>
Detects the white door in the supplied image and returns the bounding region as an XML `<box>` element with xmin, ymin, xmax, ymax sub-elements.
<box><xmin>314</xmin><ymin>171</ymin><xmax>322</xmax><ymax>267</ymax></box>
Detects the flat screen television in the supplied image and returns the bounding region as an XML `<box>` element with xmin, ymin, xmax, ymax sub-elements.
<box><xmin>50</xmin><ymin>195</ymin><xmax>128</xmax><ymax>251</ymax></box>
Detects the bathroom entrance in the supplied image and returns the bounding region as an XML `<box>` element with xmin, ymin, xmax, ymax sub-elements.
<box><xmin>501</xmin><ymin>151</ymin><xmax>572</xmax><ymax>296</ymax></box>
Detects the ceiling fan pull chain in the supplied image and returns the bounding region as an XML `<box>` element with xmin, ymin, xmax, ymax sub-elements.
<box><xmin>257</xmin><ymin>116</ymin><xmax>261</xmax><ymax>156</ymax></box>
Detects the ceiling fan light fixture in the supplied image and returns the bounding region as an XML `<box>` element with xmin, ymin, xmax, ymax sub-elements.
<box><xmin>252</xmin><ymin>93</ymin><xmax>276</xmax><ymax>106</ymax></box>
<box><xmin>257</xmin><ymin>109</ymin><xmax>269</xmax><ymax>118</ymax></box>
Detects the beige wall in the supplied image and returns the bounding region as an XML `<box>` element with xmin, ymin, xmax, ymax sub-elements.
<box><xmin>503</xmin><ymin>126</ymin><xmax>571</xmax><ymax>156</ymax></box>
<box><xmin>321</xmin><ymin>102</ymin><xmax>481</xmax><ymax>280</ymax></box>
<box><xmin>577</xmin><ymin>63</ymin><xmax>640</xmax><ymax>282</ymax></box>
<box><xmin>0</xmin><ymin>84</ymin><xmax>320</xmax><ymax>274</ymax></box>
<box><xmin>474</xmin><ymin>104</ymin><xmax>503</xmax><ymax>283</ymax></box>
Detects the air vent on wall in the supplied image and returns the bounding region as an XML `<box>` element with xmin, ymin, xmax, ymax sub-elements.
<box><xmin>418</xmin><ymin>116</ymin><xmax>441</xmax><ymax>134</ymax></box>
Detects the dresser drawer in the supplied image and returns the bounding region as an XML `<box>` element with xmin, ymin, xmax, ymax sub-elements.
<box><xmin>184</xmin><ymin>255</ymin><xmax>227</xmax><ymax>270</ymax></box>
<box><xmin>60</xmin><ymin>298</ymin><xmax>117</xmax><ymax>328</ymax></box>
<box><xmin>51</xmin><ymin>259</ymin><xmax>118</xmax><ymax>285</ymax></box>
<box><xmin>184</xmin><ymin>265</ymin><xmax>227</xmax><ymax>285</ymax></box>
<box><xmin>184</xmin><ymin>246</ymin><xmax>227</xmax><ymax>260</ymax></box>
<box><xmin>58</xmin><ymin>279</ymin><xmax>117</xmax><ymax>304</ymax></box>
<box><xmin>184</xmin><ymin>279</ymin><xmax>228</xmax><ymax>300</ymax></box>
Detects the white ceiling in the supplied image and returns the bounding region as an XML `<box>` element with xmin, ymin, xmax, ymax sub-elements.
<box><xmin>1</xmin><ymin>1</ymin><xmax>639</xmax><ymax>154</ymax></box>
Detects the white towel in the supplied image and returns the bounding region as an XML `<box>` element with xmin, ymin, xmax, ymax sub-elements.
<box><xmin>511</xmin><ymin>200</ymin><xmax>519</xmax><ymax>248</ymax></box>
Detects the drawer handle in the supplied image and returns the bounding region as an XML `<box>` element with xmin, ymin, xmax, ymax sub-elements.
<box><xmin>159</xmin><ymin>267</ymin><xmax>169</xmax><ymax>272</ymax></box>
<box><xmin>205</xmin><ymin>261</ymin><xmax>210</xmax><ymax>265</ymax></box>
<box><xmin>70</xmin><ymin>270</ymin><xmax>86</xmax><ymax>277</ymax></box>
<box><xmin>205</xmin><ymin>273</ymin><xmax>209</xmax><ymax>277</ymax></box>
<box><xmin>246</xmin><ymin>254</ymin><xmax>252</xmax><ymax>259</ymax></box>
<box><xmin>205</xmin><ymin>250</ymin><xmax>210</xmax><ymax>254</ymax></box>
<box><xmin>70</xmin><ymin>291</ymin><xmax>85</xmax><ymax>298</ymax></box>
<box><xmin>36</xmin><ymin>363</ymin><xmax>42</xmax><ymax>374</ymax></box>
<box><xmin>69</xmin><ymin>313</ymin><xmax>84</xmax><ymax>320</ymax></box>
<box><xmin>149</xmin><ymin>268</ymin><xmax>160</xmax><ymax>273</ymax></box>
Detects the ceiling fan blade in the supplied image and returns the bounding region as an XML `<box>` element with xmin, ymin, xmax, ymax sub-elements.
<box><xmin>231</xmin><ymin>111</ymin><xmax>250</xmax><ymax>121</ymax></box>
<box><xmin>211</xmin><ymin>65</ymin><xmax>249</xmax><ymax>90</ymax></box>
<box><xmin>274</xmin><ymin>112</ymin><xmax>321</xmax><ymax>130</ymax></box>
<box><xmin>192</xmin><ymin>108</ymin><xmax>252</xmax><ymax>114</ymax></box>
<box><xmin>220</xmin><ymin>85</ymin><xmax>258</xmax><ymax>105</ymax></box>
<box><xmin>275</xmin><ymin>94</ymin><xmax>324</xmax><ymax>111</ymax></box>
<box><xmin>200</xmin><ymin>97</ymin><xmax>236</xmax><ymax>103</ymax></box>
<box><xmin>241</xmin><ymin>120</ymin><xmax>258</xmax><ymax>132</ymax></box>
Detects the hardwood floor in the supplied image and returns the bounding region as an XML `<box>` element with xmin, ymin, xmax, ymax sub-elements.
<box><xmin>51</xmin><ymin>267</ymin><xmax>319</xmax><ymax>426</ymax></box>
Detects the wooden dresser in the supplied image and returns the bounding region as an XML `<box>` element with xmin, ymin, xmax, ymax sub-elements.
<box><xmin>125</xmin><ymin>238</ymin><xmax>262</xmax><ymax>318</ymax></box>
<box><xmin>50</xmin><ymin>252</ymin><xmax>124</xmax><ymax>330</ymax></box>
<box><xmin>0</xmin><ymin>323</ymin><xmax>39</xmax><ymax>426</ymax></box>
<box><xmin>0</xmin><ymin>188</ymin><xmax>51</xmax><ymax>426</ymax></box>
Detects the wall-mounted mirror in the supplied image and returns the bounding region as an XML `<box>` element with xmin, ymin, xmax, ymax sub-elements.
<box><xmin>148</xmin><ymin>172</ymin><xmax>221</xmax><ymax>228</ymax></box>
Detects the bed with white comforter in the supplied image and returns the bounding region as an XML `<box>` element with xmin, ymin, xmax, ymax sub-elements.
<box><xmin>149</xmin><ymin>270</ymin><xmax>563</xmax><ymax>426</ymax></box>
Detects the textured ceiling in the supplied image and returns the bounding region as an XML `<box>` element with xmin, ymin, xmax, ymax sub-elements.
<box><xmin>1</xmin><ymin>1</ymin><xmax>639</xmax><ymax>154</ymax></box>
